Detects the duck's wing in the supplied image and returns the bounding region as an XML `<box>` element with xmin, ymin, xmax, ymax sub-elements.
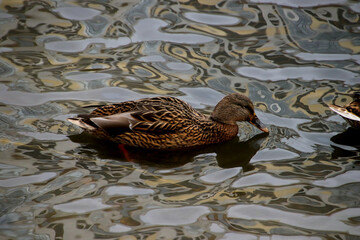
<box><xmin>129</xmin><ymin>108</ymin><xmax>186</xmax><ymax>132</ymax></box>
<box><xmin>329</xmin><ymin>104</ymin><xmax>360</xmax><ymax>121</ymax></box>
<box><xmin>67</xmin><ymin>112</ymin><xmax>135</xmax><ymax>133</ymax></box>
<box><xmin>69</xmin><ymin>97</ymin><xmax>204</xmax><ymax>134</ymax></box>
<box><xmin>89</xmin><ymin>96</ymin><xmax>202</xmax><ymax>117</ymax></box>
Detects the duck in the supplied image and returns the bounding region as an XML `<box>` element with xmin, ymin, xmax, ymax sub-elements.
<box><xmin>67</xmin><ymin>93</ymin><xmax>269</xmax><ymax>150</ymax></box>
<box><xmin>329</xmin><ymin>92</ymin><xmax>360</xmax><ymax>130</ymax></box>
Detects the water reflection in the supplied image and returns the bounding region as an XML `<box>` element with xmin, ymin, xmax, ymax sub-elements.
<box><xmin>236</xmin><ymin>66</ymin><xmax>359</xmax><ymax>85</ymax></box>
<box><xmin>0</xmin><ymin>0</ymin><xmax>360</xmax><ymax>239</ymax></box>
<box><xmin>69</xmin><ymin>132</ymin><xmax>268</xmax><ymax>169</ymax></box>
<box><xmin>331</xmin><ymin>128</ymin><xmax>360</xmax><ymax>159</ymax></box>
<box><xmin>331</xmin><ymin>127</ymin><xmax>360</xmax><ymax>148</ymax></box>
<box><xmin>53</xmin><ymin>7</ymin><xmax>101</xmax><ymax>21</ymax></box>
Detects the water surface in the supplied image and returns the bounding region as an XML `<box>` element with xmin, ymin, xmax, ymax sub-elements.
<box><xmin>0</xmin><ymin>0</ymin><xmax>359</xmax><ymax>239</ymax></box>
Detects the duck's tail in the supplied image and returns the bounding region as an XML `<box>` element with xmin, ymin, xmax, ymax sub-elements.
<box><xmin>67</xmin><ymin>117</ymin><xmax>97</xmax><ymax>131</ymax></box>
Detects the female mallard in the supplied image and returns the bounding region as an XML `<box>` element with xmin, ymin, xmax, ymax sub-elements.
<box><xmin>329</xmin><ymin>92</ymin><xmax>360</xmax><ymax>129</ymax></box>
<box><xmin>67</xmin><ymin>93</ymin><xmax>269</xmax><ymax>150</ymax></box>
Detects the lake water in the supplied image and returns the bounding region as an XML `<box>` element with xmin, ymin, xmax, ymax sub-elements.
<box><xmin>0</xmin><ymin>0</ymin><xmax>360</xmax><ymax>239</ymax></box>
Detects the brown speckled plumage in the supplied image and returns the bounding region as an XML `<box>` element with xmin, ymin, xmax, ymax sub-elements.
<box><xmin>329</xmin><ymin>93</ymin><xmax>360</xmax><ymax>129</ymax></box>
<box><xmin>67</xmin><ymin>93</ymin><xmax>268</xmax><ymax>150</ymax></box>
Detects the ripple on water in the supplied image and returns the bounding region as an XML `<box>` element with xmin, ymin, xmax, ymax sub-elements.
<box><xmin>247</xmin><ymin>0</ymin><xmax>347</xmax><ymax>7</ymax></box>
<box><xmin>64</xmin><ymin>72</ymin><xmax>112</xmax><ymax>81</ymax></box>
<box><xmin>0</xmin><ymin>172</ymin><xmax>57</xmax><ymax>188</ymax></box>
<box><xmin>140</xmin><ymin>206</ymin><xmax>210</xmax><ymax>226</ymax></box>
<box><xmin>0</xmin><ymin>59</ymin><xmax>15</xmax><ymax>77</ymax></box>
<box><xmin>236</xmin><ymin>66</ymin><xmax>359</xmax><ymax>85</ymax></box>
<box><xmin>0</xmin><ymin>85</ymin><xmax>148</xmax><ymax>106</ymax></box>
<box><xmin>138</xmin><ymin>55</ymin><xmax>166</xmax><ymax>62</ymax></box>
<box><xmin>53</xmin><ymin>198</ymin><xmax>111</xmax><ymax>214</ymax></box>
<box><xmin>131</xmin><ymin>18</ymin><xmax>214</xmax><ymax>44</ymax></box>
<box><xmin>44</xmin><ymin>37</ymin><xmax>131</xmax><ymax>53</ymax></box>
<box><xmin>231</xmin><ymin>172</ymin><xmax>300</xmax><ymax>188</ymax></box>
<box><xmin>105</xmin><ymin>186</ymin><xmax>155</xmax><ymax>196</ymax></box>
<box><xmin>294</xmin><ymin>52</ymin><xmax>360</xmax><ymax>64</ymax></box>
<box><xmin>222</xmin><ymin>233</ymin><xmax>322</xmax><ymax>240</ymax></box>
<box><xmin>313</xmin><ymin>170</ymin><xmax>360</xmax><ymax>188</ymax></box>
<box><xmin>0</xmin><ymin>0</ymin><xmax>359</xmax><ymax>239</ymax></box>
<box><xmin>227</xmin><ymin>204</ymin><xmax>360</xmax><ymax>236</ymax></box>
<box><xmin>53</xmin><ymin>7</ymin><xmax>101</xmax><ymax>21</ymax></box>
<box><xmin>183</xmin><ymin>12</ymin><xmax>240</xmax><ymax>26</ymax></box>
<box><xmin>166</xmin><ymin>62</ymin><xmax>193</xmax><ymax>71</ymax></box>
<box><xmin>199</xmin><ymin>168</ymin><xmax>241</xmax><ymax>184</ymax></box>
<box><xmin>108</xmin><ymin>223</ymin><xmax>132</xmax><ymax>233</ymax></box>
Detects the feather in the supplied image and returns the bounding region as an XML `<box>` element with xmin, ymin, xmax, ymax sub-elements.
<box><xmin>67</xmin><ymin>94</ymin><xmax>267</xmax><ymax>149</ymax></box>
<box><xmin>329</xmin><ymin>94</ymin><xmax>360</xmax><ymax>129</ymax></box>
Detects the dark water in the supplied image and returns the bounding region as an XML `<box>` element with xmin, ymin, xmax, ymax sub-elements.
<box><xmin>0</xmin><ymin>0</ymin><xmax>360</xmax><ymax>239</ymax></box>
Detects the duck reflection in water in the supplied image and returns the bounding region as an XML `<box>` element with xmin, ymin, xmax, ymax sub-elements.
<box><xmin>69</xmin><ymin>132</ymin><xmax>268</xmax><ymax>170</ymax></box>
<box><xmin>330</xmin><ymin>127</ymin><xmax>360</xmax><ymax>159</ymax></box>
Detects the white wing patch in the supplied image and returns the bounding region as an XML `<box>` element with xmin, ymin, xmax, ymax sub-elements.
<box><xmin>67</xmin><ymin>117</ymin><xmax>96</xmax><ymax>131</ymax></box>
<box><xmin>91</xmin><ymin>112</ymin><xmax>138</xmax><ymax>130</ymax></box>
<box><xmin>329</xmin><ymin>105</ymin><xmax>360</xmax><ymax>121</ymax></box>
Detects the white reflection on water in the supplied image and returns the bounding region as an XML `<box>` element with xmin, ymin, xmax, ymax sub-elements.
<box><xmin>45</xmin><ymin>17</ymin><xmax>214</xmax><ymax>53</ymax></box>
<box><xmin>221</xmin><ymin>233</ymin><xmax>322</xmax><ymax>240</ymax></box>
<box><xmin>45</xmin><ymin>37</ymin><xmax>131</xmax><ymax>53</ymax></box>
<box><xmin>294</xmin><ymin>52</ymin><xmax>360</xmax><ymax>64</ymax></box>
<box><xmin>313</xmin><ymin>170</ymin><xmax>360</xmax><ymax>188</ymax></box>
<box><xmin>131</xmin><ymin>18</ymin><xmax>214</xmax><ymax>44</ymax></box>
<box><xmin>53</xmin><ymin>7</ymin><xmax>101</xmax><ymax>21</ymax></box>
<box><xmin>0</xmin><ymin>47</ymin><xmax>12</xmax><ymax>53</ymax></box>
<box><xmin>0</xmin><ymin>85</ymin><xmax>228</xmax><ymax>108</ymax></box>
<box><xmin>33</xmin><ymin>171</ymin><xmax>85</xmax><ymax>199</ymax></box>
<box><xmin>138</xmin><ymin>55</ymin><xmax>166</xmax><ymax>62</ymax></box>
<box><xmin>0</xmin><ymin>85</ymin><xmax>147</xmax><ymax>106</ymax></box>
<box><xmin>209</xmin><ymin>223</ymin><xmax>226</xmax><ymax>233</ymax></box>
<box><xmin>0</xmin><ymin>12</ymin><xmax>14</xmax><ymax>19</ymax></box>
<box><xmin>166</xmin><ymin>62</ymin><xmax>193</xmax><ymax>71</ymax></box>
<box><xmin>0</xmin><ymin>172</ymin><xmax>56</xmax><ymax>187</ymax></box>
<box><xmin>227</xmin><ymin>204</ymin><xmax>360</xmax><ymax>236</ymax></box>
<box><xmin>247</xmin><ymin>0</ymin><xmax>347</xmax><ymax>7</ymax></box>
<box><xmin>54</xmin><ymin>198</ymin><xmax>111</xmax><ymax>214</ymax></box>
<box><xmin>1</xmin><ymin>0</ymin><xmax>359</xmax><ymax>238</ymax></box>
<box><xmin>108</xmin><ymin>223</ymin><xmax>132</xmax><ymax>233</ymax></box>
<box><xmin>140</xmin><ymin>206</ymin><xmax>210</xmax><ymax>225</ymax></box>
<box><xmin>251</xmin><ymin>148</ymin><xmax>300</xmax><ymax>162</ymax></box>
<box><xmin>183</xmin><ymin>12</ymin><xmax>240</xmax><ymax>26</ymax></box>
<box><xmin>251</xmin><ymin>0</ymin><xmax>360</xmax><ymax>12</ymax></box>
<box><xmin>199</xmin><ymin>168</ymin><xmax>241</xmax><ymax>184</ymax></box>
<box><xmin>232</xmin><ymin>172</ymin><xmax>300</xmax><ymax>188</ymax></box>
<box><xmin>105</xmin><ymin>186</ymin><xmax>155</xmax><ymax>196</ymax></box>
<box><xmin>178</xmin><ymin>87</ymin><xmax>224</xmax><ymax>109</ymax></box>
<box><xmin>236</xmin><ymin>66</ymin><xmax>359</xmax><ymax>85</ymax></box>
<box><xmin>18</xmin><ymin>132</ymin><xmax>68</xmax><ymax>141</ymax></box>
<box><xmin>257</xmin><ymin>111</ymin><xmax>340</xmax><ymax>153</ymax></box>
<box><xmin>64</xmin><ymin>72</ymin><xmax>112</xmax><ymax>81</ymax></box>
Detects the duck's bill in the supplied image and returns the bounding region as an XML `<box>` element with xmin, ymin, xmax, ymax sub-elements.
<box><xmin>329</xmin><ymin>104</ymin><xmax>360</xmax><ymax>121</ymax></box>
<box><xmin>250</xmin><ymin>116</ymin><xmax>269</xmax><ymax>133</ymax></box>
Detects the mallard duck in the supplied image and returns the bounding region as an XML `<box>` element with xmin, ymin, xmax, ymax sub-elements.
<box><xmin>67</xmin><ymin>93</ymin><xmax>268</xmax><ymax>150</ymax></box>
<box><xmin>329</xmin><ymin>92</ymin><xmax>360</xmax><ymax>129</ymax></box>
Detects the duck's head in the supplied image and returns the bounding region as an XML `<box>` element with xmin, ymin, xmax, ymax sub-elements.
<box><xmin>211</xmin><ymin>93</ymin><xmax>269</xmax><ymax>133</ymax></box>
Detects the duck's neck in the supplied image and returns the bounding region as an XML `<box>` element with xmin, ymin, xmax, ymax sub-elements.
<box><xmin>204</xmin><ymin>118</ymin><xmax>239</xmax><ymax>144</ymax></box>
